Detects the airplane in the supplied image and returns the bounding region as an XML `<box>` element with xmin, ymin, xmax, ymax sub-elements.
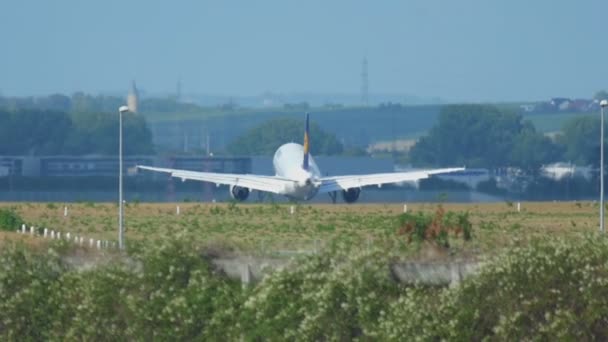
<box><xmin>137</xmin><ymin>114</ymin><xmax>464</xmax><ymax>203</ymax></box>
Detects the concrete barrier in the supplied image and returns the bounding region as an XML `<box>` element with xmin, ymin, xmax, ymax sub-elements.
<box><xmin>211</xmin><ymin>256</ymin><xmax>481</xmax><ymax>286</ymax></box>
<box><xmin>390</xmin><ymin>261</ymin><xmax>482</xmax><ymax>287</ymax></box>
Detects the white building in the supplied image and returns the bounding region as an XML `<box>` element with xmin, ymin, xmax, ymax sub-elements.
<box><xmin>541</xmin><ymin>162</ymin><xmax>592</xmax><ymax>181</ymax></box>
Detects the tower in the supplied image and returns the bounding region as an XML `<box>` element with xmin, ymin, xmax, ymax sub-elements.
<box><xmin>361</xmin><ymin>58</ymin><xmax>369</xmax><ymax>106</ymax></box>
<box><xmin>127</xmin><ymin>80</ymin><xmax>139</xmax><ymax>113</ymax></box>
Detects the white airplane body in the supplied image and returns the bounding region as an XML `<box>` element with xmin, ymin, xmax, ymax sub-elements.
<box><xmin>138</xmin><ymin>114</ymin><xmax>464</xmax><ymax>203</ymax></box>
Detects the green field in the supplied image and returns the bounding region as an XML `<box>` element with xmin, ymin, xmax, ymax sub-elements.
<box><xmin>1</xmin><ymin>201</ymin><xmax>600</xmax><ymax>257</ymax></box>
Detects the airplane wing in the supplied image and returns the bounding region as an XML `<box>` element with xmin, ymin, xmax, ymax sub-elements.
<box><xmin>137</xmin><ymin>165</ymin><xmax>294</xmax><ymax>194</ymax></box>
<box><xmin>318</xmin><ymin>167</ymin><xmax>465</xmax><ymax>194</ymax></box>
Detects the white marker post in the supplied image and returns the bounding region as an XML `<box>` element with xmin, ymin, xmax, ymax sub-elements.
<box><xmin>57</xmin><ymin>232</ymin><xmax>61</xmax><ymax>240</ymax></box>
<box><xmin>66</xmin><ymin>232</ymin><xmax>71</xmax><ymax>241</ymax></box>
<box><xmin>403</xmin><ymin>204</ymin><xmax>408</xmax><ymax>213</ymax></box>
<box><xmin>30</xmin><ymin>226</ymin><xmax>35</xmax><ymax>236</ymax></box>
<box><xmin>241</xmin><ymin>264</ymin><xmax>252</xmax><ymax>288</ymax></box>
<box><xmin>89</xmin><ymin>238</ymin><xmax>94</xmax><ymax>248</ymax></box>
<box><xmin>96</xmin><ymin>240</ymin><xmax>101</xmax><ymax>250</ymax></box>
<box><xmin>21</xmin><ymin>224</ymin><xmax>26</xmax><ymax>234</ymax></box>
<box><xmin>290</xmin><ymin>205</ymin><xmax>295</xmax><ymax>215</ymax></box>
<box><xmin>43</xmin><ymin>228</ymin><xmax>48</xmax><ymax>238</ymax></box>
<box><xmin>517</xmin><ymin>202</ymin><xmax>521</xmax><ymax>213</ymax></box>
<box><xmin>50</xmin><ymin>230</ymin><xmax>55</xmax><ymax>239</ymax></box>
<box><xmin>64</xmin><ymin>206</ymin><xmax>68</xmax><ymax>217</ymax></box>
<box><xmin>176</xmin><ymin>205</ymin><xmax>180</xmax><ymax>215</ymax></box>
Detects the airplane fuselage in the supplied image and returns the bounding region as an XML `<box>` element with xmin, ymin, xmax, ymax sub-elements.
<box><xmin>273</xmin><ymin>142</ymin><xmax>321</xmax><ymax>200</ymax></box>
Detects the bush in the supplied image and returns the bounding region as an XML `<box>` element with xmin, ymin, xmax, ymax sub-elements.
<box><xmin>236</xmin><ymin>246</ymin><xmax>402</xmax><ymax>340</ymax></box>
<box><xmin>397</xmin><ymin>206</ymin><xmax>472</xmax><ymax>248</ymax></box>
<box><xmin>4</xmin><ymin>233</ymin><xmax>608</xmax><ymax>339</ymax></box>
<box><xmin>378</xmin><ymin>235</ymin><xmax>608</xmax><ymax>340</ymax></box>
<box><xmin>0</xmin><ymin>208</ymin><xmax>24</xmax><ymax>232</ymax></box>
<box><xmin>0</xmin><ymin>244</ymin><xmax>66</xmax><ymax>340</ymax></box>
<box><xmin>0</xmin><ymin>238</ymin><xmax>242</xmax><ymax>340</ymax></box>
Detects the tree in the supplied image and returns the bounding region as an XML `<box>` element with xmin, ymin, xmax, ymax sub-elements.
<box><xmin>0</xmin><ymin>109</ymin><xmax>154</xmax><ymax>156</ymax></box>
<box><xmin>410</xmin><ymin>105</ymin><xmax>520</xmax><ymax>168</ymax></box>
<box><xmin>509</xmin><ymin>122</ymin><xmax>563</xmax><ymax>174</ymax></box>
<box><xmin>0</xmin><ymin>110</ymin><xmax>72</xmax><ymax>155</ymax></box>
<box><xmin>226</xmin><ymin>117</ymin><xmax>343</xmax><ymax>156</ymax></box>
<box><xmin>70</xmin><ymin>92</ymin><xmax>124</xmax><ymax>114</ymax></box>
<box><xmin>64</xmin><ymin>112</ymin><xmax>154</xmax><ymax>155</ymax></box>
<box><xmin>557</xmin><ymin>115</ymin><xmax>604</xmax><ymax>166</ymax></box>
<box><xmin>409</xmin><ymin>105</ymin><xmax>560</xmax><ymax>171</ymax></box>
<box><xmin>594</xmin><ymin>90</ymin><xmax>608</xmax><ymax>101</ymax></box>
<box><xmin>36</xmin><ymin>94</ymin><xmax>71</xmax><ymax>112</ymax></box>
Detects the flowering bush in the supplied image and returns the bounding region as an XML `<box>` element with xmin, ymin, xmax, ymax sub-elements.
<box><xmin>378</xmin><ymin>234</ymin><xmax>608</xmax><ymax>340</ymax></box>
<box><xmin>1</xmin><ymin>233</ymin><xmax>608</xmax><ymax>339</ymax></box>
<box><xmin>237</xmin><ymin>245</ymin><xmax>402</xmax><ymax>340</ymax></box>
<box><xmin>0</xmin><ymin>244</ymin><xmax>65</xmax><ymax>340</ymax></box>
<box><xmin>0</xmin><ymin>238</ymin><xmax>241</xmax><ymax>340</ymax></box>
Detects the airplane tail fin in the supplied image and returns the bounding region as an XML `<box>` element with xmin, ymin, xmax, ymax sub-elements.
<box><xmin>303</xmin><ymin>113</ymin><xmax>310</xmax><ymax>171</ymax></box>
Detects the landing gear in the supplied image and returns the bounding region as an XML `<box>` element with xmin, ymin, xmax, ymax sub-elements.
<box><xmin>328</xmin><ymin>191</ymin><xmax>337</xmax><ymax>204</ymax></box>
<box><xmin>341</xmin><ymin>188</ymin><xmax>361</xmax><ymax>203</ymax></box>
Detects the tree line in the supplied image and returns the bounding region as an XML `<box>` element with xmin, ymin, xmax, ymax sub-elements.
<box><xmin>409</xmin><ymin>104</ymin><xmax>605</xmax><ymax>173</ymax></box>
<box><xmin>1</xmin><ymin>99</ymin><xmax>605</xmax><ymax>165</ymax></box>
<box><xmin>0</xmin><ymin>109</ymin><xmax>153</xmax><ymax>155</ymax></box>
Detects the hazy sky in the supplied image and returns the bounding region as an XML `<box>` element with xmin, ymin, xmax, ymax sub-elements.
<box><xmin>1</xmin><ymin>0</ymin><xmax>607</xmax><ymax>102</ymax></box>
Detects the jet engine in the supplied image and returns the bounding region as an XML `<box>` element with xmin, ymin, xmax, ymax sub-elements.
<box><xmin>341</xmin><ymin>188</ymin><xmax>361</xmax><ymax>203</ymax></box>
<box><xmin>230</xmin><ymin>185</ymin><xmax>250</xmax><ymax>201</ymax></box>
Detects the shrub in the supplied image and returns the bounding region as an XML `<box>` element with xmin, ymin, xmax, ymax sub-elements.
<box><xmin>0</xmin><ymin>244</ymin><xmax>66</xmax><ymax>340</ymax></box>
<box><xmin>378</xmin><ymin>235</ymin><xmax>608</xmax><ymax>340</ymax></box>
<box><xmin>236</xmin><ymin>246</ymin><xmax>402</xmax><ymax>340</ymax></box>
<box><xmin>397</xmin><ymin>206</ymin><xmax>472</xmax><ymax>248</ymax></box>
<box><xmin>0</xmin><ymin>208</ymin><xmax>24</xmax><ymax>232</ymax></box>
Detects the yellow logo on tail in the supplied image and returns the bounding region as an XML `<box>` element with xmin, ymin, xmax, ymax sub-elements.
<box><xmin>303</xmin><ymin>132</ymin><xmax>309</xmax><ymax>154</ymax></box>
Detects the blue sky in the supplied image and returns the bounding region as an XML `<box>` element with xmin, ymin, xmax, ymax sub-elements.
<box><xmin>0</xmin><ymin>0</ymin><xmax>607</xmax><ymax>102</ymax></box>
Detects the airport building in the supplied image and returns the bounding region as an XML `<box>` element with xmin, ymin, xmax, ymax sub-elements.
<box><xmin>0</xmin><ymin>156</ymin><xmax>251</xmax><ymax>178</ymax></box>
<box><xmin>0</xmin><ymin>155</ymin><xmax>392</xmax><ymax>180</ymax></box>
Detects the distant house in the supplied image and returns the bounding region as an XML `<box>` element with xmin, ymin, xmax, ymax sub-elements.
<box><xmin>541</xmin><ymin>162</ymin><xmax>592</xmax><ymax>181</ymax></box>
<box><xmin>531</xmin><ymin>97</ymin><xmax>598</xmax><ymax>114</ymax></box>
<box><xmin>520</xmin><ymin>104</ymin><xmax>536</xmax><ymax>113</ymax></box>
<box><xmin>570</xmin><ymin>99</ymin><xmax>594</xmax><ymax>112</ymax></box>
<box><xmin>550</xmin><ymin>97</ymin><xmax>571</xmax><ymax>111</ymax></box>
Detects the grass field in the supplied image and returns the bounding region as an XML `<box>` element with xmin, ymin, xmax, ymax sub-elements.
<box><xmin>0</xmin><ymin>201</ymin><xmax>600</xmax><ymax>259</ymax></box>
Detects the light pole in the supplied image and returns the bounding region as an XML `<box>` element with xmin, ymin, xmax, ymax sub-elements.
<box><xmin>118</xmin><ymin>105</ymin><xmax>129</xmax><ymax>249</ymax></box>
<box><xmin>601</xmin><ymin>100</ymin><xmax>608</xmax><ymax>233</ymax></box>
